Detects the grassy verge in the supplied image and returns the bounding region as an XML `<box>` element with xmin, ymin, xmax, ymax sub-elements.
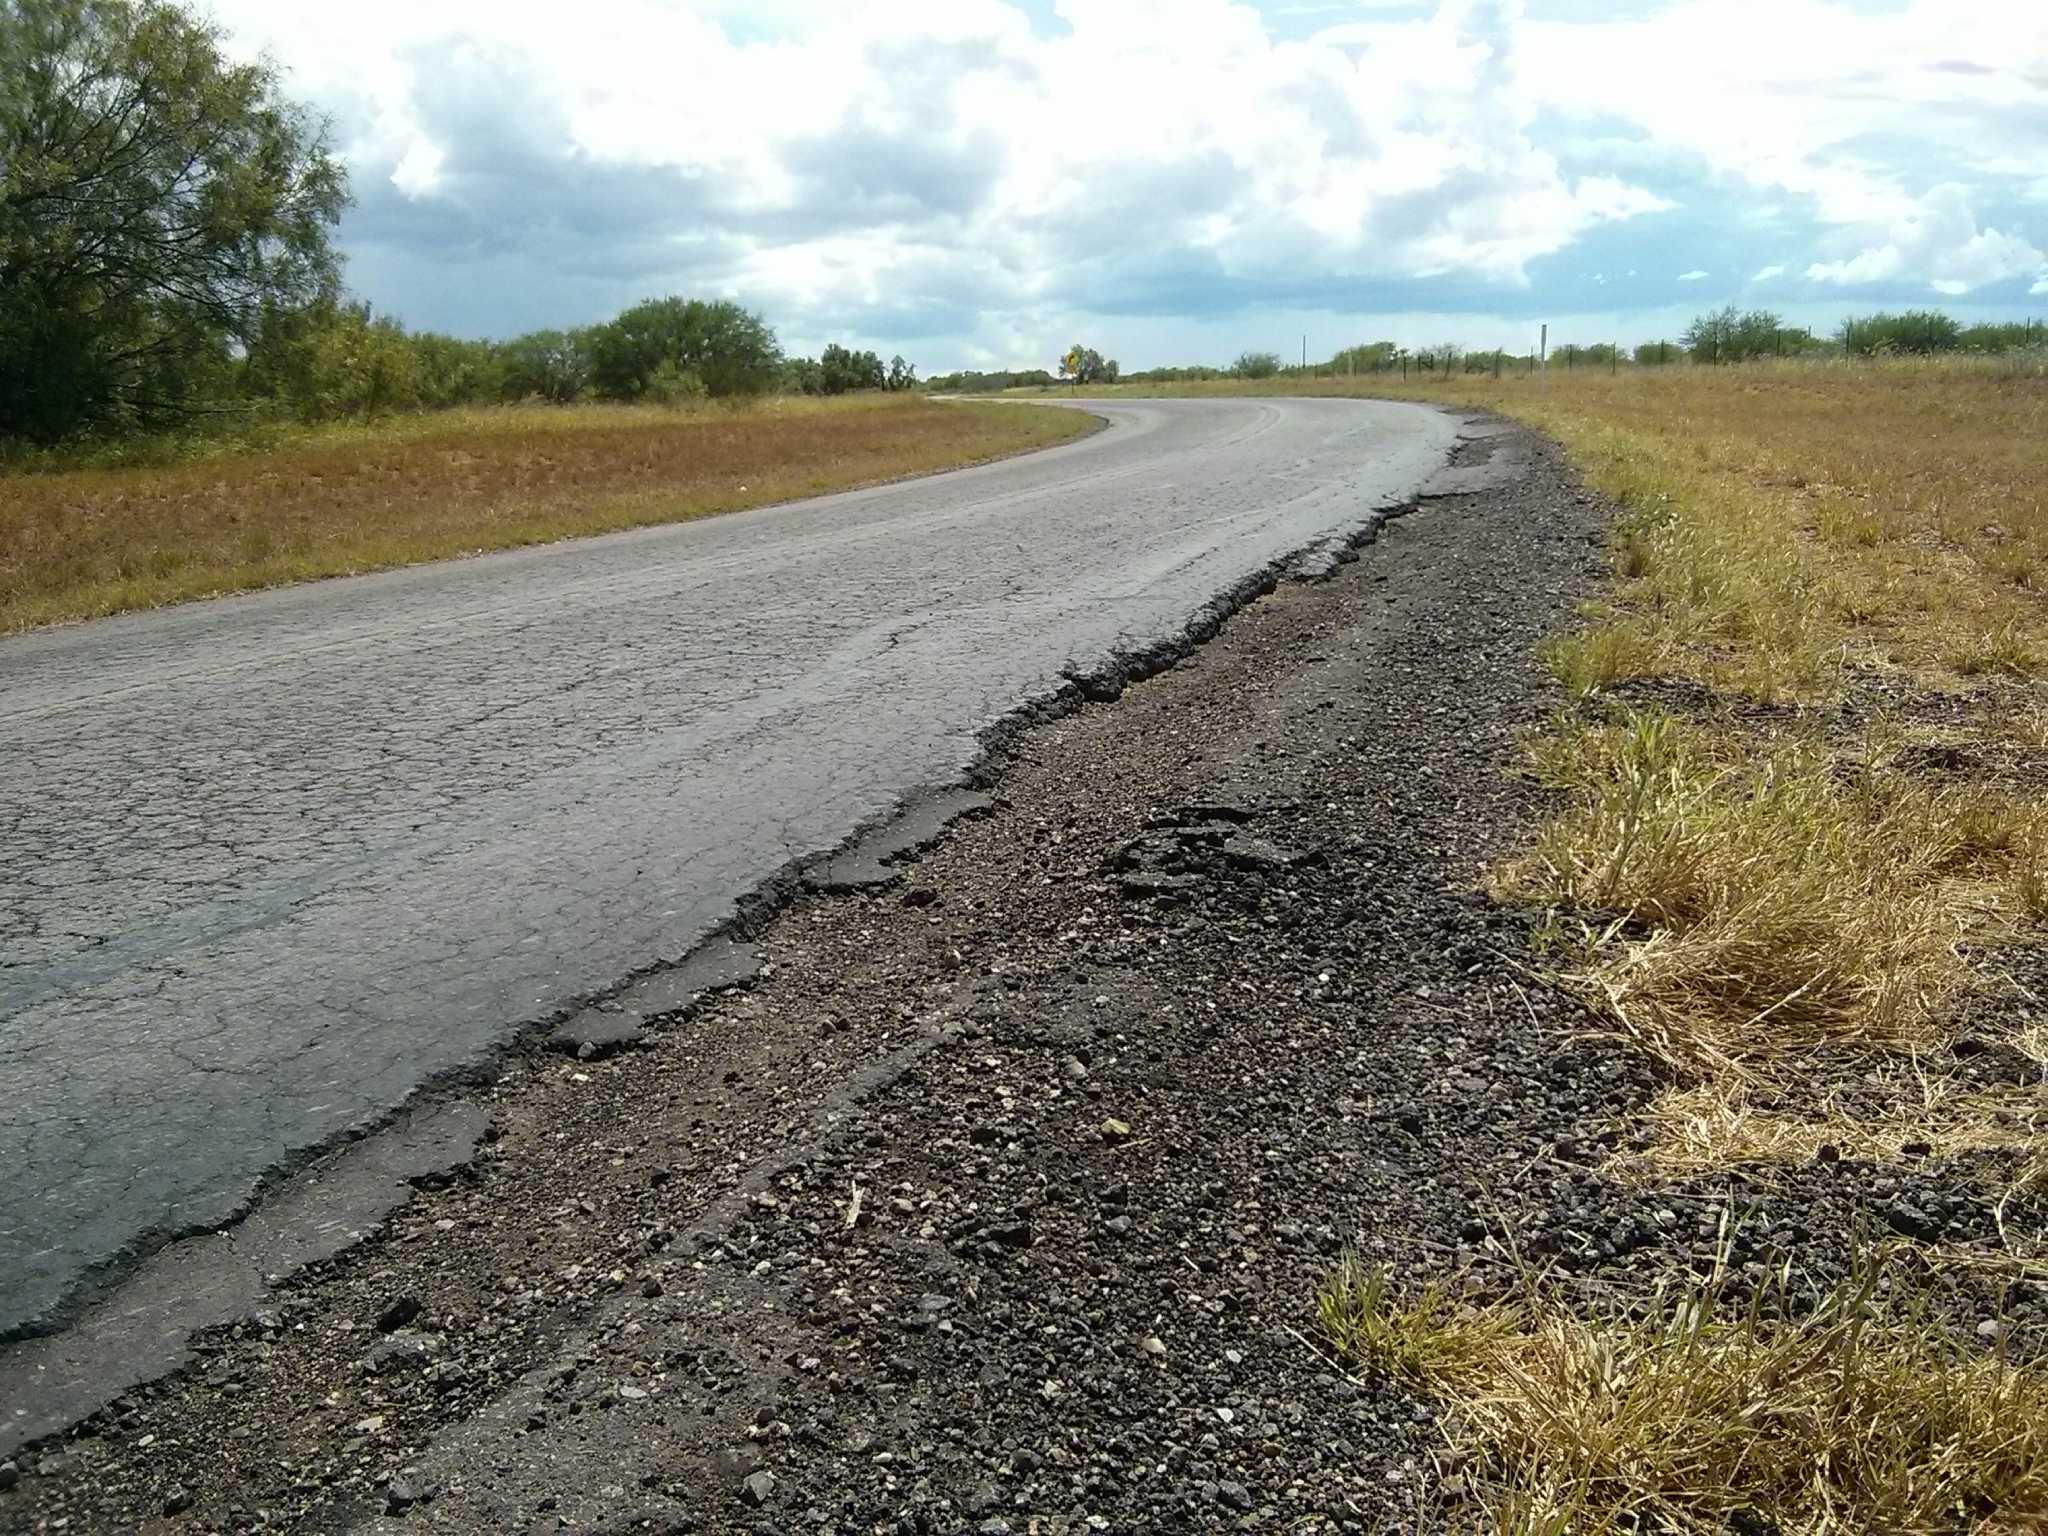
<box><xmin>1144</xmin><ymin>358</ymin><xmax>2047</xmax><ymax>1524</ymax></box>
<box><xmin>0</xmin><ymin>394</ymin><xmax>1092</xmax><ymax>633</ymax></box>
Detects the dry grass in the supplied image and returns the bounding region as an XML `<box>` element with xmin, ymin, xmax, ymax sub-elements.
<box><xmin>1320</xmin><ymin>1250</ymin><xmax>2048</xmax><ymax>1535</ymax></box>
<box><xmin>0</xmin><ymin>395</ymin><xmax>1092</xmax><ymax>633</ymax></box>
<box><xmin>1251</xmin><ymin>358</ymin><xmax>2048</xmax><ymax>1527</ymax></box>
<box><xmin>1619</xmin><ymin>1076</ymin><xmax>2047</xmax><ymax>1185</ymax></box>
<box><xmin>1326</xmin><ymin>359</ymin><xmax>2048</xmax><ymax>1124</ymax></box>
<box><xmin>1501</xmin><ymin>710</ymin><xmax>2047</xmax><ymax>1079</ymax></box>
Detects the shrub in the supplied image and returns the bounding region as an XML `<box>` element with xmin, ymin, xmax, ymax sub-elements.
<box><xmin>1839</xmin><ymin>310</ymin><xmax>1963</xmax><ymax>356</ymax></box>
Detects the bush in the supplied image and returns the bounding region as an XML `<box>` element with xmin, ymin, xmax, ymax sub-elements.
<box><xmin>588</xmin><ymin>297</ymin><xmax>781</xmax><ymax>401</ymax></box>
<box><xmin>1684</xmin><ymin>307</ymin><xmax>1818</xmax><ymax>363</ymax></box>
<box><xmin>1328</xmin><ymin>342</ymin><xmax>1398</xmax><ymax>374</ymax></box>
<box><xmin>1958</xmin><ymin>321</ymin><xmax>2043</xmax><ymax>353</ymax></box>
<box><xmin>1838</xmin><ymin>310</ymin><xmax>1963</xmax><ymax>356</ymax></box>
<box><xmin>644</xmin><ymin>360</ymin><xmax>707</xmax><ymax>407</ymax></box>
<box><xmin>1231</xmin><ymin>350</ymin><xmax>1282</xmax><ymax>379</ymax></box>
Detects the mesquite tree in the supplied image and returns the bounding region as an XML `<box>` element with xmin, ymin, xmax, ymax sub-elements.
<box><xmin>0</xmin><ymin>0</ymin><xmax>347</xmax><ymax>442</ymax></box>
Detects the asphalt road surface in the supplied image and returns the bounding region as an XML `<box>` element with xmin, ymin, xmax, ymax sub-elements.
<box><xmin>0</xmin><ymin>396</ymin><xmax>1456</xmax><ymax>1339</ymax></box>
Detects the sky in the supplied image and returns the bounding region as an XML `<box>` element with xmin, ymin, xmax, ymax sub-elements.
<box><xmin>203</xmin><ymin>0</ymin><xmax>2048</xmax><ymax>373</ymax></box>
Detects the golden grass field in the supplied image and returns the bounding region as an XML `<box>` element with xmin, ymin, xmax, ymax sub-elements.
<box><xmin>1068</xmin><ymin>358</ymin><xmax>2048</xmax><ymax>1532</ymax></box>
<box><xmin>0</xmin><ymin>394</ymin><xmax>1092</xmax><ymax>634</ymax></box>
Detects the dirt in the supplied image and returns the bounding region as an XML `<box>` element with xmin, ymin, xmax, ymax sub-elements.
<box><xmin>6</xmin><ymin>421</ymin><xmax>2041</xmax><ymax>1536</ymax></box>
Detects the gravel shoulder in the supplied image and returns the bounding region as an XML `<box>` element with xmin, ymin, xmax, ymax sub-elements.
<box><xmin>9</xmin><ymin>421</ymin><xmax>1654</xmax><ymax>1532</ymax></box>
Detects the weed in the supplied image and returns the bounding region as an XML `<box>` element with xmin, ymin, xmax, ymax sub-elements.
<box><xmin>1320</xmin><ymin>1251</ymin><xmax>2048</xmax><ymax>1534</ymax></box>
<box><xmin>1949</xmin><ymin>620</ymin><xmax>2041</xmax><ymax>679</ymax></box>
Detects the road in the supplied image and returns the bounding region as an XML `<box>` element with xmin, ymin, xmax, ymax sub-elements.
<box><xmin>0</xmin><ymin>396</ymin><xmax>1456</xmax><ymax>1338</ymax></box>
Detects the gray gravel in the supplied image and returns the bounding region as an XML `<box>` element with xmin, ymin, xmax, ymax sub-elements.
<box><xmin>0</xmin><ymin>398</ymin><xmax>1455</xmax><ymax>1340</ymax></box>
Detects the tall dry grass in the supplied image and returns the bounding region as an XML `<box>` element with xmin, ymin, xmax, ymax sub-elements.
<box><xmin>1320</xmin><ymin>1249</ymin><xmax>2048</xmax><ymax>1535</ymax></box>
<box><xmin>0</xmin><ymin>395</ymin><xmax>1091</xmax><ymax>633</ymax></box>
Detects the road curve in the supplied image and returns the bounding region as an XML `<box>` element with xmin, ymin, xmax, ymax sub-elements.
<box><xmin>0</xmin><ymin>396</ymin><xmax>1457</xmax><ymax>1337</ymax></box>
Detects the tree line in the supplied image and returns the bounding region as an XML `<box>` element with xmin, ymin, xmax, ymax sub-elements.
<box><xmin>1181</xmin><ymin>308</ymin><xmax>2046</xmax><ymax>381</ymax></box>
<box><xmin>0</xmin><ymin>0</ymin><xmax>916</xmax><ymax>450</ymax></box>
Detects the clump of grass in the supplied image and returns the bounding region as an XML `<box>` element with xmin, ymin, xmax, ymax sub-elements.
<box><xmin>1620</xmin><ymin>1074</ymin><xmax>2047</xmax><ymax>1184</ymax></box>
<box><xmin>1949</xmin><ymin>620</ymin><xmax>2042</xmax><ymax>679</ymax></box>
<box><xmin>1503</xmin><ymin>709</ymin><xmax>1972</xmax><ymax>1075</ymax></box>
<box><xmin>1319</xmin><ymin>1252</ymin><xmax>2048</xmax><ymax>1534</ymax></box>
<box><xmin>1540</xmin><ymin>623</ymin><xmax>1659</xmax><ymax>695</ymax></box>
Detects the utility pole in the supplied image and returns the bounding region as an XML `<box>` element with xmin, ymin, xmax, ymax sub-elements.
<box><xmin>1539</xmin><ymin>323</ymin><xmax>1548</xmax><ymax>387</ymax></box>
<box><xmin>1301</xmin><ymin>334</ymin><xmax>1307</xmax><ymax>375</ymax></box>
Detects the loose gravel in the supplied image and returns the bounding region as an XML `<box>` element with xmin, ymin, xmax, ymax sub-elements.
<box><xmin>7</xmin><ymin>420</ymin><xmax>2038</xmax><ymax>1536</ymax></box>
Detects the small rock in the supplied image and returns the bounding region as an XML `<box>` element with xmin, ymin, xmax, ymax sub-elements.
<box><xmin>162</xmin><ymin>1487</ymin><xmax>194</xmax><ymax>1516</ymax></box>
<box><xmin>1140</xmin><ymin>1336</ymin><xmax>1166</xmax><ymax>1356</ymax></box>
<box><xmin>1100</xmin><ymin>1118</ymin><xmax>1133</xmax><ymax>1143</ymax></box>
<box><xmin>641</xmin><ymin>1278</ymin><xmax>664</xmax><ymax>1298</ymax></box>
<box><xmin>384</xmin><ymin>1477</ymin><xmax>431</xmax><ymax>1514</ymax></box>
<box><xmin>366</xmin><ymin>1334</ymin><xmax>432</xmax><ymax>1372</ymax></box>
<box><xmin>377</xmin><ymin>1295</ymin><xmax>423</xmax><ymax>1333</ymax></box>
<box><xmin>1218</xmin><ymin>1480</ymin><xmax>1254</xmax><ymax>1512</ymax></box>
<box><xmin>1063</xmin><ymin>1056</ymin><xmax>1089</xmax><ymax>1081</ymax></box>
<box><xmin>1887</xmin><ymin>1201</ymin><xmax>1940</xmax><ymax>1241</ymax></box>
<box><xmin>743</xmin><ymin>1470</ymin><xmax>776</xmax><ymax>1507</ymax></box>
<box><xmin>618</xmin><ymin>1384</ymin><xmax>649</xmax><ymax>1401</ymax></box>
<box><xmin>0</xmin><ymin>1461</ymin><xmax>17</xmax><ymax>1491</ymax></box>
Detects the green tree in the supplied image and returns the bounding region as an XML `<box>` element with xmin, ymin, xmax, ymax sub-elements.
<box><xmin>498</xmin><ymin>328</ymin><xmax>593</xmax><ymax>404</ymax></box>
<box><xmin>781</xmin><ymin>356</ymin><xmax>825</xmax><ymax>395</ymax></box>
<box><xmin>587</xmin><ymin>297</ymin><xmax>781</xmax><ymax>401</ymax></box>
<box><xmin>817</xmin><ymin>342</ymin><xmax>885</xmax><ymax>394</ymax></box>
<box><xmin>407</xmin><ymin>331</ymin><xmax>504</xmax><ymax>409</ymax></box>
<box><xmin>1060</xmin><ymin>344</ymin><xmax>1113</xmax><ymax>385</ymax></box>
<box><xmin>1682</xmin><ymin>307</ymin><xmax>1807</xmax><ymax>364</ymax></box>
<box><xmin>0</xmin><ymin>0</ymin><xmax>348</xmax><ymax>443</ymax></box>
<box><xmin>1231</xmin><ymin>350</ymin><xmax>1281</xmax><ymax>379</ymax></box>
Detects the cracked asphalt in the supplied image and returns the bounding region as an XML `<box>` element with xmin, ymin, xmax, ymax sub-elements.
<box><xmin>0</xmin><ymin>397</ymin><xmax>1457</xmax><ymax>1341</ymax></box>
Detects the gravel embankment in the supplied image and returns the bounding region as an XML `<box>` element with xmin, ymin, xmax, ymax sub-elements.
<box><xmin>20</xmin><ymin>419</ymin><xmax>2029</xmax><ymax>1535</ymax></box>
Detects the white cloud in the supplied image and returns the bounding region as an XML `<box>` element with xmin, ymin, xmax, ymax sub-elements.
<box><xmin>1752</xmin><ymin>264</ymin><xmax>1786</xmax><ymax>281</ymax></box>
<box><xmin>1522</xmin><ymin>1</ymin><xmax>2048</xmax><ymax>296</ymax></box>
<box><xmin>201</xmin><ymin>0</ymin><xmax>1671</xmax><ymax>344</ymax></box>
<box><xmin>193</xmin><ymin>0</ymin><xmax>2047</xmax><ymax>357</ymax></box>
<box><xmin>1678</xmin><ymin>269</ymin><xmax>1709</xmax><ymax>281</ymax></box>
<box><xmin>1805</xmin><ymin>185</ymin><xmax>2046</xmax><ymax>296</ymax></box>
